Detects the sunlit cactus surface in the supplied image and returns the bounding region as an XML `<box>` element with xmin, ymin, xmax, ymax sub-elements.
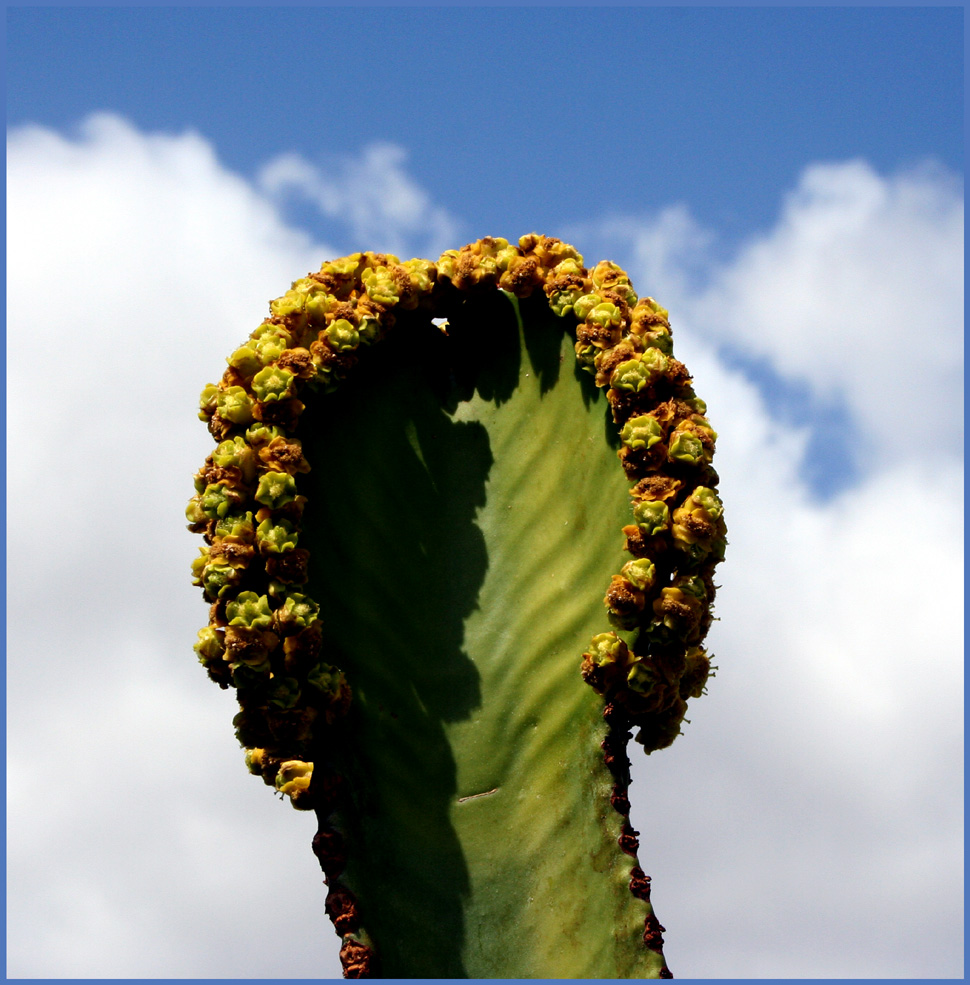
<box><xmin>187</xmin><ymin>234</ymin><xmax>726</xmax><ymax>978</ymax></box>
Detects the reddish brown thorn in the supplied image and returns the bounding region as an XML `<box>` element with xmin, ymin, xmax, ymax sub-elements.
<box><xmin>326</xmin><ymin>885</ymin><xmax>361</xmax><ymax>935</ymax></box>
<box><xmin>618</xmin><ymin>818</ymin><xmax>640</xmax><ymax>857</ymax></box>
<box><xmin>643</xmin><ymin>912</ymin><xmax>667</xmax><ymax>951</ymax></box>
<box><xmin>610</xmin><ymin>787</ymin><xmax>631</xmax><ymax>816</ymax></box>
<box><xmin>312</xmin><ymin>826</ymin><xmax>347</xmax><ymax>877</ymax></box>
<box><xmin>339</xmin><ymin>938</ymin><xmax>375</xmax><ymax>978</ymax></box>
<box><xmin>629</xmin><ymin>866</ymin><xmax>653</xmax><ymax>901</ymax></box>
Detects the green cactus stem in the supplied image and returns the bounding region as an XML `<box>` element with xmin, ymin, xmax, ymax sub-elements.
<box><xmin>187</xmin><ymin>235</ymin><xmax>725</xmax><ymax>978</ymax></box>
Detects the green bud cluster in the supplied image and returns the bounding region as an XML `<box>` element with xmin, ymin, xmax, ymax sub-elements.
<box><xmin>189</xmin><ymin>247</ymin><xmax>452</xmax><ymax>819</ymax></box>
<box><xmin>527</xmin><ymin>250</ymin><xmax>728</xmax><ymax>754</ymax></box>
<box><xmin>189</xmin><ymin>234</ymin><xmax>724</xmax><ymax>847</ymax></box>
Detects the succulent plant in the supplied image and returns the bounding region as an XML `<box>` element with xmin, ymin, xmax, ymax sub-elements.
<box><xmin>187</xmin><ymin>235</ymin><xmax>726</xmax><ymax>978</ymax></box>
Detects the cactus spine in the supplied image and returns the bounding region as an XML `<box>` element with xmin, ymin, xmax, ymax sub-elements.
<box><xmin>187</xmin><ymin>235</ymin><xmax>725</xmax><ymax>978</ymax></box>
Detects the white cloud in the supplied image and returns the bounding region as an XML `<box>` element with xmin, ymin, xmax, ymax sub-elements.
<box><xmin>6</xmin><ymin>114</ymin><xmax>963</xmax><ymax>979</ymax></box>
<box><xmin>694</xmin><ymin>159</ymin><xmax>964</xmax><ymax>475</ymax></box>
<box><xmin>258</xmin><ymin>142</ymin><xmax>462</xmax><ymax>261</ymax></box>
<box><xmin>614</xmin><ymin>167</ymin><xmax>965</xmax><ymax>974</ymax></box>
<box><xmin>6</xmin><ymin>113</ymin><xmax>345</xmax><ymax>978</ymax></box>
<box><xmin>569</xmin><ymin>160</ymin><xmax>964</xmax><ymax>480</ymax></box>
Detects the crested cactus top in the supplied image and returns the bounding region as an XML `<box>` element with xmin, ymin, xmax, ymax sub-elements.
<box><xmin>188</xmin><ymin>234</ymin><xmax>725</xmax><ymax>803</ymax></box>
<box><xmin>187</xmin><ymin>235</ymin><xmax>725</xmax><ymax>977</ymax></box>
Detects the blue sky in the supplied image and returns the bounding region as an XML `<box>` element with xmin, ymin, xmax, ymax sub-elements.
<box><xmin>7</xmin><ymin>6</ymin><xmax>962</xmax><ymax>249</ymax></box>
<box><xmin>8</xmin><ymin>5</ymin><xmax>961</xmax><ymax>499</ymax></box>
<box><xmin>6</xmin><ymin>5</ymin><xmax>964</xmax><ymax>981</ymax></box>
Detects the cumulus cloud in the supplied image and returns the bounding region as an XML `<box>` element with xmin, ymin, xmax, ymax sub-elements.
<box><xmin>631</xmin><ymin>343</ymin><xmax>963</xmax><ymax>977</ymax></box>
<box><xmin>258</xmin><ymin>143</ymin><xmax>462</xmax><ymax>261</ymax></box>
<box><xmin>7</xmin><ymin>113</ymin><xmax>345</xmax><ymax>978</ymax></box>
<box><xmin>609</xmin><ymin>164</ymin><xmax>964</xmax><ymax>976</ymax></box>
<box><xmin>574</xmin><ymin>160</ymin><xmax>964</xmax><ymax>479</ymax></box>
<box><xmin>6</xmin><ymin>114</ymin><xmax>963</xmax><ymax>979</ymax></box>
<box><xmin>698</xmin><ymin>159</ymin><xmax>963</xmax><ymax>475</ymax></box>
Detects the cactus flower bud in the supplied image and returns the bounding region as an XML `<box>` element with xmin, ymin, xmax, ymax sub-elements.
<box><xmin>585</xmin><ymin>301</ymin><xmax>624</xmax><ymax>332</ymax></box>
<box><xmin>255</xmin><ymin>471</ymin><xmax>298</xmax><ymax>509</ymax></box>
<box><xmin>216</xmin><ymin>386</ymin><xmax>254</xmax><ymax>425</ymax></box>
<box><xmin>693</xmin><ymin>486</ymin><xmax>723</xmax><ymax>520</ymax></box>
<box><xmin>185</xmin><ymin>496</ymin><xmax>207</xmax><ymax>526</ymax></box>
<box><xmin>225</xmin><ymin>591</ymin><xmax>274</xmax><ymax>629</ymax></box>
<box><xmin>498</xmin><ymin>253</ymin><xmax>543</xmax><ymax>296</ymax></box>
<box><xmin>605</xmin><ymin>574</ymin><xmax>646</xmax><ymax>630</ymax></box>
<box><xmin>574</xmin><ymin>339</ymin><xmax>598</xmax><ymax>371</ymax></box>
<box><xmin>316</xmin><ymin>254</ymin><xmax>362</xmax><ymax>297</ymax></box>
<box><xmin>267</xmin><ymin>676</ymin><xmax>302</xmax><ymax>710</ymax></box>
<box><xmin>269</xmin><ymin>288</ymin><xmax>307</xmax><ymax>322</ymax></box>
<box><xmin>619</xmin><ymin>414</ymin><xmax>664</xmax><ymax>452</ymax></box>
<box><xmin>200</xmin><ymin>482</ymin><xmax>244</xmax><ymax>520</ymax></box>
<box><xmin>361</xmin><ymin>266</ymin><xmax>401</xmax><ymax>306</ymax></box>
<box><xmin>190</xmin><ymin>547</ymin><xmax>209</xmax><ymax>585</ymax></box>
<box><xmin>244</xmin><ymin>747</ymin><xmax>268</xmax><ymax>775</ymax></box>
<box><xmin>230</xmin><ymin>659</ymin><xmax>272</xmax><ymax>689</ymax></box>
<box><xmin>626</xmin><ymin>659</ymin><xmax>661</xmax><ymax>696</ymax></box>
<box><xmin>680</xmin><ymin>646</ymin><xmax>712</xmax><ymax>699</ymax></box>
<box><xmin>546</xmin><ymin>281</ymin><xmax>588</xmax><ymax>318</ymax></box>
<box><xmin>580</xmin><ymin>632</ymin><xmax>633</xmax><ymax>694</ymax></box>
<box><xmin>640</xmin><ymin>326</ymin><xmax>674</xmax><ymax>355</ymax></box>
<box><xmin>672</xmin><ymin>486</ymin><xmax>726</xmax><ymax>561</ymax></box>
<box><xmin>201</xmin><ymin>559</ymin><xmax>243</xmax><ymax>600</ymax></box>
<box><xmin>667</xmin><ymin>418</ymin><xmax>717</xmax><ymax>466</ymax></box>
<box><xmin>193</xmin><ymin>626</ymin><xmax>225</xmax><ymax>665</ymax></box>
<box><xmin>252</xmin><ymin>365</ymin><xmax>296</xmax><ymax>403</ymax></box>
<box><xmin>667</xmin><ymin>430</ymin><xmax>705</xmax><ymax>465</ymax></box>
<box><xmin>326</xmin><ymin>318</ymin><xmax>360</xmax><ymax>352</ymax></box>
<box><xmin>212</xmin><ymin>511</ymin><xmax>255</xmax><ymax>542</ymax></box>
<box><xmin>212</xmin><ymin>436</ymin><xmax>257</xmax><ymax>482</ymax></box>
<box><xmin>275</xmin><ymin>759</ymin><xmax>314</xmax><ymax>808</ymax></box>
<box><xmin>584</xmin><ymin>632</ymin><xmax>631</xmax><ymax>669</ymax></box>
<box><xmin>307</xmin><ymin>661</ymin><xmax>352</xmax><ymax>716</ymax></box>
<box><xmin>256</xmin><ymin>517</ymin><xmax>299</xmax><ymax>554</ymax></box>
<box><xmin>245</xmin><ymin>422</ymin><xmax>285</xmax><ymax>446</ymax></box>
<box><xmin>610</xmin><ymin>349</ymin><xmax>669</xmax><ymax>394</ymax></box>
<box><xmin>276</xmin><ymin>593</ymin><xmax>320</xmax><ymax>634</ymax></box>
<box><xmin>276</xmin><ymin>759</ymin><xmax>313</xmax><ymax>787</ymax></box>
<box><xmin>357</xmin><ymin>316</ymin><xmax>381</xmax><ymax>346</ymax></box>
<box><xmin>402</xmin><ymin>258</ymin><xmax>436</xmax><ymax>297</ymax></box>
<box><xmin>518</xmin><ymin>233</ymin><xmax>583</xmax><ymax>270</ymax></box>
<box><xmin>632</xmin><ymin>499</ymin><xmax>670</xmax><ymax>537</ymax></box>
<box><xmin>436</xmin><ymin>249</ymin><xmax>459</xmax><ymax>282</ymax></box>
<box><xmin>227</xmin><ymin>344</ymin><xmax>262</xmax><ymax>378</ymax></box>
<box><xmin>621</xmin><ymin>557</ymin><xmax>657</xmax><ymax>592</ymax></box>
<box><xmin>305</xmin><ymin>289</ymin><xmax>338</xmax><ymax>325</ymax></box>
<box><xmin>572</xmin><ymin>293</ymin><xmax>605</xmax><ymax>323</ymax></box>
<box><xmin>653</xmin><ymin>582</ymin><xmax>705</xmax><ymax>639</ymax></box>
<box><xmin>251</xmin><ymin>326</ymin><xmax>289</xmax><ymax>366</ymax></box>
<box><xmin>198</xmin><ymin>382</ymin><xmax>221</xmax><ymax>420</ymax></box>
<box><xmin>590</xmin><ymin>260</ymin><xmax>638</xmax><ymax>306</ymax></box>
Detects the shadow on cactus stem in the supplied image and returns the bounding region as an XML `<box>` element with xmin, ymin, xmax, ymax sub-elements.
<box><xmin>188</xmin><ymin>236</ymin><xmax>725</xmax><ymax>978</ymax></box>
<box><xmin>300</xmin><ymin>307</ymin><xmax>502</xmax><ymax>976</ymax></box>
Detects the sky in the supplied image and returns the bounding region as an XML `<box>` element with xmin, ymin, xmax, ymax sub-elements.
<box><xmin>5</xmin><ymin>5</ymin><xmax>964</xmax><ymax>980</ymax></box>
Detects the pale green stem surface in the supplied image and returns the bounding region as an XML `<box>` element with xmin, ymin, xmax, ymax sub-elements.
<box><xmin>300</xmin><ymin>294</ymin><xmax>666</xmax><ymax>978</ymax></box>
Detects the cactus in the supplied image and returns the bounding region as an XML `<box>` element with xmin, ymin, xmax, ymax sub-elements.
<box><xmin>187</xmin><ymin>236</ymin><xmax>725</xmax><ymax>978</ymax></box>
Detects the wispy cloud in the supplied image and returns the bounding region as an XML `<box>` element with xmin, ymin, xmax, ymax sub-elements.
<box><xmin>258</xmin><ymin>142</ymin><xmax>462</xmax><ymax>261</ymax></box>
<box><xmin>694</xmin><ymin>159</ymin><xmax>964</xmax><ymax>475</ymax></box>
<box><xmin>6</xmin><ymin>113</ymin><xmax>963</xmax><ymax>978</ymax></box>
